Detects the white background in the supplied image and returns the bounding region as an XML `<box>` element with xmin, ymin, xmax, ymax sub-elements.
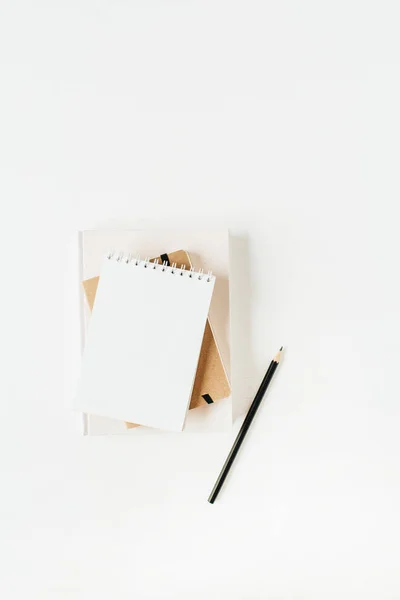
<box><xmin>1</xmin><ymin>1</ymin><xmax>400</xmax><ymax>598</ymax></box>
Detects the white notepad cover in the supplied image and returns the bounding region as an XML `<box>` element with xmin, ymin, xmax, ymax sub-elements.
<box><xmin>75</xmin><ymin>255</ymin><xmax>215</xmax><ymax>431</ymax></box>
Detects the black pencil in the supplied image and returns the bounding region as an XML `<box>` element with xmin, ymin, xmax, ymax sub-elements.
<box><xmin>208</xmin><ymin>347</ymin><xmax>283</xmax><ymax>504</ymax></box>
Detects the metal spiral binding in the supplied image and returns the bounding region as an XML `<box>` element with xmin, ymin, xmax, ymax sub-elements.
<box><xmin>106</xmin><ymin>251</ymin><xmax>214</xmax><ymax>282</ymax></box>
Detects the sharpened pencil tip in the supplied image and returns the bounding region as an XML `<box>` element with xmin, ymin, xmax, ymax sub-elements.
<box><xmin>279</xmin><ymin>346</ymin><xmax>283</xmax><ymax>351</ymax></box>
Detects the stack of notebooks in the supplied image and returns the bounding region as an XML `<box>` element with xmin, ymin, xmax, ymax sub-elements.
<box><xmin>76</xmin><ymin>229</ymin><xmax>231</xmax><ymax>434</ymax></box>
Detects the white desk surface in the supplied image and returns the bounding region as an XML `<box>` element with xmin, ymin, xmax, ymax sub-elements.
<box><xmin>1</xmin><ymin>2</ymin><xmax>400</xmax><ymax>598</ymax></box>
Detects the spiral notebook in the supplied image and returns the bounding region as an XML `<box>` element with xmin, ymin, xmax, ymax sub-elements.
<box><xmin>75</xmin><ymin>253</ymin><xmax>216</xmax><ymax>431</ymax></box>
<box><xmin>82</xmin><ymin>249</ymin><xmax>231</xmax><ymax>430</ymax></box>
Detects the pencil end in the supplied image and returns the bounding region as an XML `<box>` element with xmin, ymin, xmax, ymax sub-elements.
<box><xmin>279</xmin><ymin>346</ymin><xmax>283</xmax><ymax>351</ymax></box>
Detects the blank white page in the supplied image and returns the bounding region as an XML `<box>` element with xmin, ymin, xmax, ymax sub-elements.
<box><xmin>75</xmin><ymin>255</ymin><xmax>216</xmax><ymax>431</ymax></box>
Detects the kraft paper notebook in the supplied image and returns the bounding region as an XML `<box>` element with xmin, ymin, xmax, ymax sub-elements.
<box><xmin>83</xmin><ymin>250</ymin><xmax>231</xmax><ymax>430</ymax></box>
<box><xmin>79</xmin><ymin>229</ymin><xmax>231</xmax><ymax>435</ymax></box>
<box><xmin>76</xmin><ymin>253</ymin><xmax>216</xmax><ymax>431</ymax></box>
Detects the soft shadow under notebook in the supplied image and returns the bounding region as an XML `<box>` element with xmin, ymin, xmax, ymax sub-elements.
<box><xmin>75</xmin><ymin>253</ymin><xmax>216</xmax><ymax>431</ymax></box>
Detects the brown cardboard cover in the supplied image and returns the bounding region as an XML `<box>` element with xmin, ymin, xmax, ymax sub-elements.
<box><xmin>82</xmin><ymin>250</ymin><xmax>230</xmax><ymax>429</ymax></box>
